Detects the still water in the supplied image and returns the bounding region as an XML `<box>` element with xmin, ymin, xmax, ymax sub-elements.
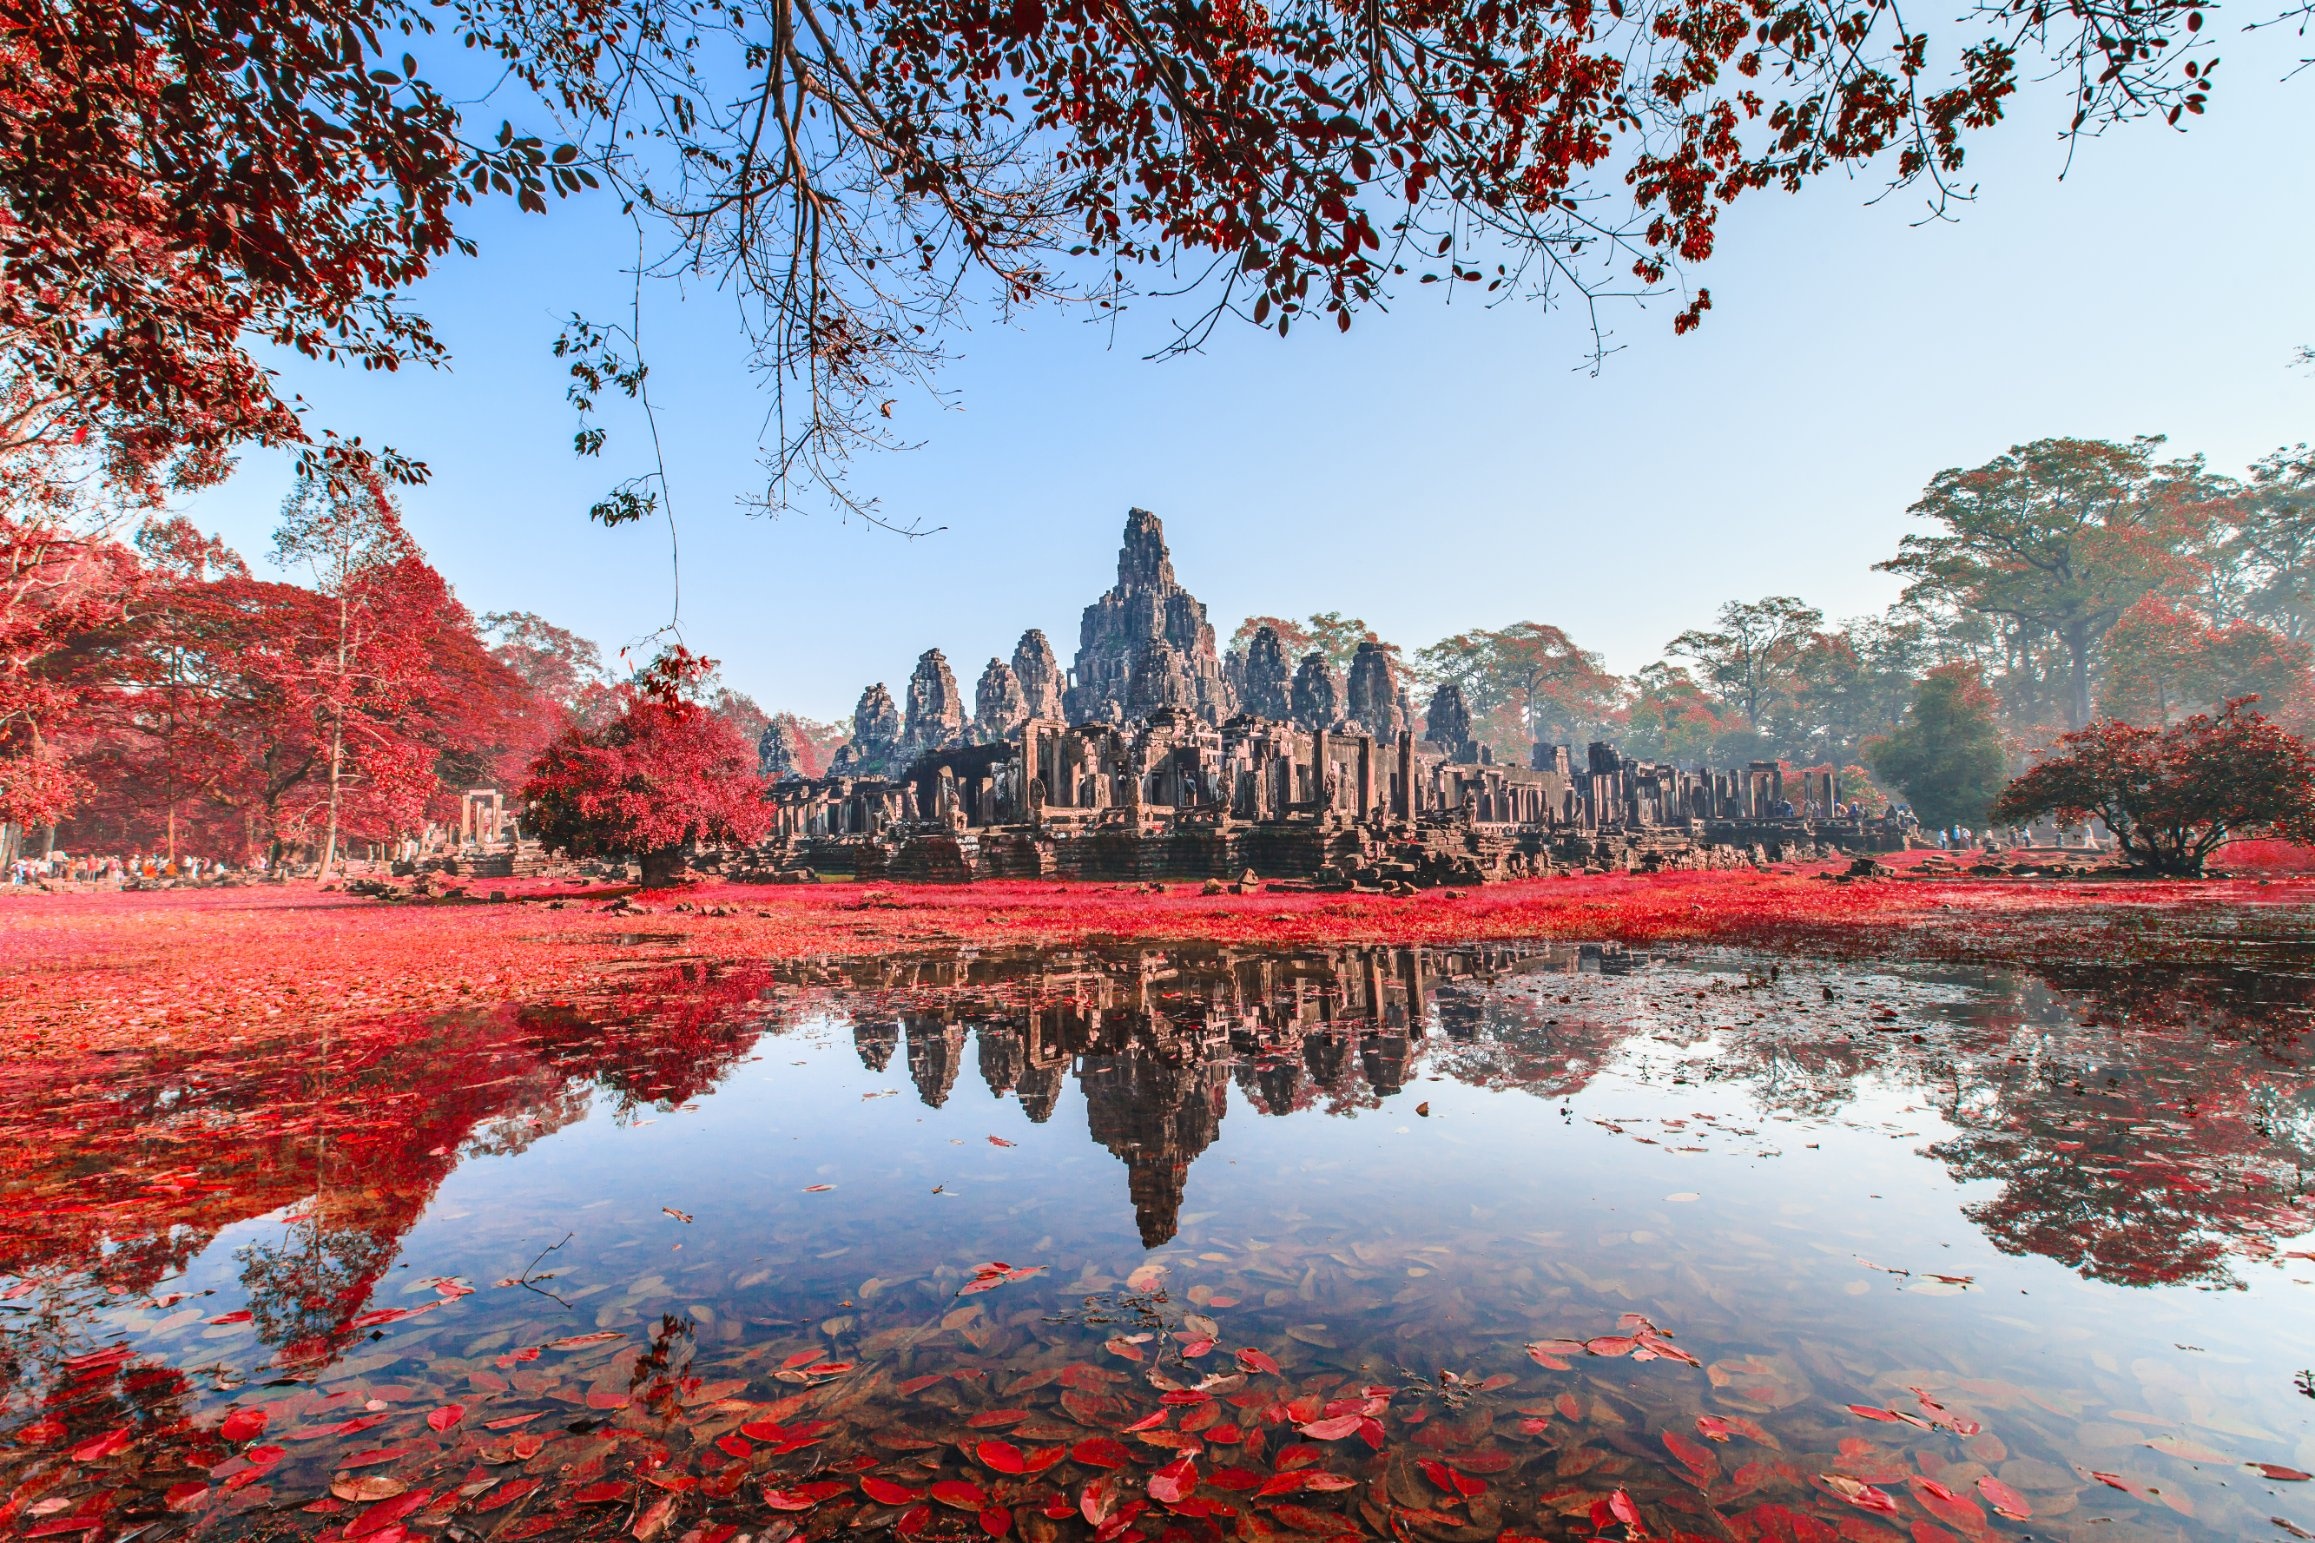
<box><xmin>4</xmin><ymin>941</ymin><xmax>2313</xmax><ymax>1542</ymax></box>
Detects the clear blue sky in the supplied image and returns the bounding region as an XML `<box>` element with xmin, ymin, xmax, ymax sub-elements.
<box><xmin>184</xmin><ymin>48</ymin><xmax>2315</xmax><ymax>724</ymax></box>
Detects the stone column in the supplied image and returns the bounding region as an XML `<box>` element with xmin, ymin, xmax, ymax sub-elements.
<box><xmin>1401</xmin><ymin>948</ymin><xmax>1427</xmax><ymax>1039</ymax></box>
<box><xmin>1356</xmin><ymin>736</ymin><xmax>1374</xmax><ymax>820</ymax></box>
<box><xmin>1397</xmin><ymin>731</ymin><xmax>1415</xmax><ymax>825</ymax></box>
<box><xmin>1310</xmin><ymin>728</ymin><xmax>1329</xmax><ymax>816</ymax></box>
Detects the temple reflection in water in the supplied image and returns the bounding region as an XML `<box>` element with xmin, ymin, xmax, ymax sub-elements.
<box><xmin>837</xmin><ymin>942</ymin><xmax>1647</xmax><ymax>1245</ymax></box>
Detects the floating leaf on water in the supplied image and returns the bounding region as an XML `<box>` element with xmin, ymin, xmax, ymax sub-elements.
<box><xmin>933</xmin><ymin>1480</ymin><xmax>991</xmax><ymax>1510</ymax></box>
<box><xmin>1298</xmin><ymin>1415</ymin><xmax>1363</xmax><ymax>1440</ymax></box>
<box><xmin>1977</xmin><ymin>1476</ymin><xmax>2032</xmax><ymax>1519</ymax></box>
<box><xmin>1149</xmin><ymin>1456</ymin><xmax>1198</xmax><ymax>1503</ymax></box>
<box><xmin>1073</xmin><ymin>1437</ymin><xmax>1132</xmax><ymax>1468</ymax></box>
<box><xmin>977</xmin><ymin>1439</ymin><xmax>1027</xmax><ymax>1474</ymax></box>
<box><xmin>764</xmin><ymin>1480</ymin><xmax>852</xmax><ymax>1511</ymax></box>
<box><xmin>1817</xmin><ymin>1475</ymin><xmax>1899</xmax><ymax>1515</ymax></box>
<box><xmin>68</xmin><ymin>1427</ymin><xmax>132</xmax><ymax>1462</ymax></box>
<box><xmin>330</xmin><ymin>1476</ymin><xmax>408</xmax><ymax>1504</ymax></box>
<box><xmin>347</xmin><ymin>1487</ymin><xmax>433</xmax><ymax>1539</ymax></box>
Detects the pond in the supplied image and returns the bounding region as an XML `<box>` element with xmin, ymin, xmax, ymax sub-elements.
<box><xmin>4</xmin><ymin>938</ymin><xmax>2314</xmax><ymax>1543</ymax></box>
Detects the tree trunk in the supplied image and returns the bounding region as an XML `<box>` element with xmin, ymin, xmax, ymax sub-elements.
<box><xmin>317</xmin><ymin>587</ymin><xmax>351</xmax><ymax>880</ymax></box>
<box><xmin>321</xmin><ymin>717</ymin><xmax>347</xmax><ymax>874</ymax></box>
<box><xmin>640</xmin><ymin>844</ymin><xmax>687</xmax><ymax>888</ymax></box>
<box><xmin>2064</xmin><ymin>629</ymin><xmax>2093</xmax><ymax>729</ymax></box>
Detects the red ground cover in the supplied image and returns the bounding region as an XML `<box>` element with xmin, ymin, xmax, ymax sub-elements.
<box><xmin>2205</xmin><ymin>837</ymin><xmax>2315</xmax><ymax>872</ymax></box>
<box><xmin>5</xmin><ymin>865</ymin><xmax>2310</xmax><ymax>1057</ymax></box>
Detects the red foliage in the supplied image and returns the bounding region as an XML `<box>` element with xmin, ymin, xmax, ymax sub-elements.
<box><xmin>2098</xmin><ymin>594</ymin><xmax>2312</xmax><ymax>729</ymax></box>
<box><xmin>0</xmin><ymin>0</ymin><xmax>567</xmax><ymax>468</ymax></box>
<box><xmin>0</xmin><ymin>503</ymin><xmax>140</xmax><ymax>827</ymax></box>
<box><xmin>8</xmin><ymin>865</ymin><xmax>2313</xmax><ymax>1057</ymax></box>
<box><xmin>521</xmin><ymin>647</ymin><xmax>770</xmax><ymax>883</ymax></box>
<box><xmin>52</xmin><ymin>507</ymin><xmax>542</xmax><ymax>860</ymax></box>
<box><xmin>1992</xmin><ymin>699</ymin><xmax>2315</xmax><ymax>875</ymax></box>
<box><xmin>2211</xmin><ymin>838</ymin><xmax>2315</xmax><ymax>874</ymax></box>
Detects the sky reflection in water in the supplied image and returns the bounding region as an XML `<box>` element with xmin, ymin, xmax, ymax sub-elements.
<box><xmin>4</xmin><ymin>941</ymin><xmax>2314</xmax><ymax>1543</ymax></box>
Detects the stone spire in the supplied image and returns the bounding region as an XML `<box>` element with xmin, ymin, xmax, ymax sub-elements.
<box><xmin>831</xmin><ymin>683</ymin><xmax>902</xmax><ymax>777</ymax></box>
<box><xmin>1344</xmin><ymin>640</ymin><xmax>1407</xmax><ymax>740</ymax></box>
<box><xmin>1290</xmin><ymin>651</ymin><xmax>1342</xmax><ymax>731</ymax></box>
<box><xmin>901</xmin><ymin>648</ymin><xmax>966</xmax><ymax>757</ymax></box>
<box><xmin>757</xmin><ymin>715</ymin><xmax>809</xmax><ymax>781</ymax></box>
<box><xmin>1066</xmin><ymin>509</ymin><xmax>1234</xmax><ymax>724</ymax></box>
<box><xmin>905</xmin><ymin>1015</ymin><xmax>964</xmax><ymax>1108</ymax></box>
<box><xmin>1127</xmin><ymin>637</ymin><xmax>1196</xmax><ymax>716</ymax></box>
<box><xmin>1080</xmin><ymin>1044</ymin><xmax>1229</xmax><ymax>1249</ymax></box>
<box><xmin>1237</xmin><ymin>625</ymin><xmax>1292</xmax><ymax>720</ymax></box>
<box><xmin>1011</xmin><ymin>629</ymin><xmax>1065</xmax><ymax>720</ymax></box>
<box><xmin>1425</xmin><ymin>682</ymin><xmax>1476</xmax><ymax>761</ymax></box>
<box><xmin>853</xmin><ymin>1020</ymin><xmax>897</xmax><ymax>1072</ymax></box>
<box><xmin>974</xmin><ymin>657</ymin><xmax>1028</xmax><ymax>741</ymax></box>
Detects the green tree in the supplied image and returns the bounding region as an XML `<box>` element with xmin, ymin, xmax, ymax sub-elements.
<box><xmin>1877</xmin><ymin>438</ymin><xmax>2212</xmax><ymax>731</ymax></box>
<box><xmin>1415</xmin><ymin>622</ymin><xmax>1623</xmax><ymax>758</ymax></box>
<box><xmin>1778</xmin><ymin>612</ymin><xmax>1936</xmax><ymax>763</ymax></box>
<box><xmin>1665</xmin><ymin>596</ymin><xmax>1825</xmax><ymax>734</ymax></box>
<box><xmin>1618</xmin><ymin>663</ymin><xmax>1732</xmax><ymax>764</ymax></box>
<box><xmin>1866</xmin><ymin>665</ymin><xmax>2008</xmax><ymax>831</ymax></box>
<box><xmin>2225</xmin><ymin>446</ymin><xmax>2315</xmax><ymax>642</ymax></box>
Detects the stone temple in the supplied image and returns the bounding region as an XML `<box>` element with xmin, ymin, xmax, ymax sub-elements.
<box><xmin>756</xmin><ymin>510</ymin><xmax>1894</xmax><ymax>886</ymax></box>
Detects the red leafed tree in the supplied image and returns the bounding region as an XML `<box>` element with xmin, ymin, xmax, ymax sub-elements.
<box><xmin>2097</xmin><ymin>594</ymin><xmax>2313</xmax><ymax>731</ymax></box>
<box><xmin>55</xmin><ymin>519</ymin><xmax>253</xmax><ymax>858</ymax></box>
<box><xmin>521</xmin><ymin>647</ymin><xmax>770</xmax><ymax>885</ymax></box>
<box><xmin>0</xmin><ymin>432</ymin><xmax>152</xmax><ymax>837</ymax></box>
<box><xmin>67</xmin><ymin>548</ymin><xmax>541</xmax><ymax>863</ymax></box>
<box><xmin>0</xmin><ymin>0</ymin><xmax>2270</xmax><ymax>517</ymax></box>
<box><xmin>1991</xmin><ymin>699</ymin><xmax>2315</xmax><ymax>875</ymax></box>
<box><xmin>266</xmin><ymin>460</ymin><xmax>444</xmax><ymax>875</ymax></box>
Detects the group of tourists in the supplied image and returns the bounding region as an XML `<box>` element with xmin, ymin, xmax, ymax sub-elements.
<box><xmin>5</xmin><ymin>850</ymin><xmax>265</xmax><ymax>887</ymax></box>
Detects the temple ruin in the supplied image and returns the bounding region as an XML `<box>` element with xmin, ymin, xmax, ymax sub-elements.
<box><xmin>755</xmin><ymin>510</ymin><xmax>1901</xmax><ymax>886</ymax></box>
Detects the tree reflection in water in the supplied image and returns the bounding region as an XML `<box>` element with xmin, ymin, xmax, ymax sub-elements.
<box><xmin>1</xmin><ymin>940</ymin><xmax>2312</xmax><ymax>1541</ymax></box>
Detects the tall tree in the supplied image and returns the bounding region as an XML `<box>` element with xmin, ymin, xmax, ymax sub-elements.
<box><xmin>0</xmin><ymin>443</ymin><xmax>145</xmax><ymax>836</ymax></box>
<box><xmin>267</xmin><ymin>467</ymin><xmax>493</xmax><ymax>872</ymax></box>
<box><xmin>481</xmin><ymin>611</ymin><xmax>611</xmax><ymax>720</ymax></box>
<box><xmin>2097</xmin><ymin>596</ymin><xmax>2312</xmax><ymax>729</ymax></box>
<box><xmin>1618</xmin><ymin>663</ymin><xmax>1731</xmax><ymax>765</ymax></box>
<box><xmin>1416</xmin><ymin>623</ymin><xmax>1622</xmax><ymax>756</ymax></box>
<box><xmin>1878</xmin><ymin>438</ymin><xmax>2211</xmax><ymax>731</ymax></box>
<box><xmin>1779</xmin><ymin>613</ymin><xmax>1935</xmax><ymax>763</ymax></box>
<box><xmin>69</xmin><ymin>520</ymin><xmax>255</xmax><ymax>859</ymax></box>
<box><xmin>70</xmin><ymin>535</ymin><xmax>540</xmax><ymax>863</ymax></box>
<box><xmin>1865</xmin><ymin>665</ymin><xmax>2008</xmax><ymax>831</ymax></box>
<box><xmin>1665</xmin><ymin>597</ymin><xmax>1826</xmax><ymax>736</ymax></box>
<box><xmin>2225</xmin><ymin>446</ymin><xmax>2315</xmax><ymax>643</ymax></box>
